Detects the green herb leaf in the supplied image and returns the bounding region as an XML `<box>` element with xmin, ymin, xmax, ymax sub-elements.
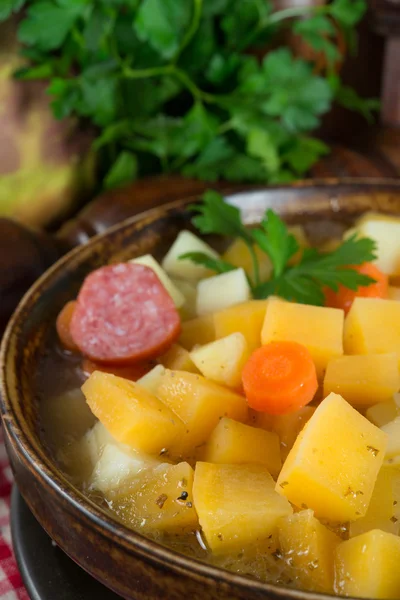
<box><xmin>0</xmin><ymin>0</ymin><xmax>25</xmax><ymax>21</ymax></box>
<box><xmin>179</xmin><ymin>252</ymin><xmax>236</xmax><ymax>274</ymax></box>
<box><xmin>190</xmin><ymin>190</ymin><xmax>252</xmax><ymax>242</ymax></box>
<box><xmin>293</xmin><ymin>16</ymin><xmax>340</xmax><ymax>64</ymax></box>
<box><xmin>330</xmin><ymin>0</ymin><xmax>367</xmax><ymax>27</ymax></box>
<box><xmin>252</xmin><ymin>210</ymin><xmax>299</xmax><ymax>278</ymax></box>
<box><xmin>104</xmin><ymin>151</ymin><xmax>138</xmax><ymax>189</ymax></box>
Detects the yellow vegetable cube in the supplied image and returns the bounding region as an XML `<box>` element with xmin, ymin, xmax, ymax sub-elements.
<box><xmin>334</xmin><ymin>529</ymin><xmax>400</xmax><ymax>598</ymax></box>
<box><xmin>279</xmin><ymin>509</ymin><xmax>340</xmax><ymax>593</ymax></box>
<box><xmin>213</xmin><ymin>300</ymin><xmax>268</xmax><ymax>353</ymax></box>
<box><xmin>276</xmin><ymin>393</ymin><xmax>387</xmax><ymax>521</ymax></box>
<box><xmin>349</xmin><ymin>467</ymin><xmax>397</xmax><ymax>537</ymax></box>
<box><xmin>179</xmin><ymin>314</ymin><xmax>215</xmax><ymax>350</ymax></box>
<box><xmin>366</xmin><ymin>399</ymin><xmax>399</xmax><ymax>427</ymax></box>
<box><xmin>389</xmin><ymin>286</ymin><xmax>400</xmax><ymax>301</ymax></box>
<box><xmin>172</xmin><ymin>278</ymin><xmax>197</xmax><ymax>319</ymax></box>
<box><xmin>202</xmin><ymin>417</ymin><xmax>281</xmax><ymax>477</ymax></box>
<box><xmin>272</xmin><ymin>407</ymin><xmax>316</xmax><ymax>460</ymax></box>
<box><xmin>193</xmin><ymin>463</ymin><xmax>292</xmax><ymax>553</ymax></box>
<box><xmin>353</xmin><ymin>212</ymin><xmax>400</xmax><ymax>276</ymax></box>
<box><xmin>136</xmin><ymin>364</ymin><xmax>165</xmax><ymax>395</ymax></box>
<box><xmin>381</xmin><ymin>417</ymin><xmax>400</xmax><ymax>460</ymax></box>
<box><xmin>196</xmin><ymin>268</ymin><xmax>251</xmax><ymax>316</ymax></box>
<box><xmin>261</xmin><ymin>297</ymin><xmax>344</xmax><ymax>378</ymax></box>
<box><xmin>155</xmin><ymin>370</ymin><xmax>248</xmax><ymax>455</ymax></box>
<box><xmin>323</xmin><ymin>354</ymin><xmax>400</xmax><ymax>407</ymax></box>
<box><xmin>344</xmin><ymin>298</ymin><xmax>400</xmax><ymax>362</ymax></box>
<box><xmin>158</xmin><ymin>344</ymin><xmax>199</xmax><ymax>374</ymax></box>
<box><xmin>222</xmin><ymin>238</ymin><xmax>272</xmax><ymax>283</ymax></box>
<box><xmin>114</xmin><ymin>462</ymin><xmax>198</xmax><ymax>533</ymax></box>
<box><xmin>82</xmin><ymin>371</ymin><xmax>184</xmax><ymax>455</ymax></box>
<box><xmin>190</xmin><ymin>333</ymin><xmax>249</xmax><ymax>388</ymax></box>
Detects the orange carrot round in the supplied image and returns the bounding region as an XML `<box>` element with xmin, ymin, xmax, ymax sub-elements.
<box><xmin>324</xmin><ymin>262</ymin><xmax>388</xmax><ymax>315</ymax></box>
<box><xmin>242</xmin><ymin>341</ymin><xmax>318</xmax><ymax>415</ymax></box>
<box><xmin>56</xmin><ymin>301</ymin><xmax>79</xmax><ymax>352</ymax></box>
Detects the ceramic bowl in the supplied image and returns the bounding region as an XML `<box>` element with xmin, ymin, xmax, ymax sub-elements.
<box><xmin>2</xmin><ymin>181</ymin><xmax>400</xmax><ymax>600</ymax></box>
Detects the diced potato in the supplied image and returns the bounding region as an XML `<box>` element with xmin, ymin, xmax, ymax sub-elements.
<box><xmin>158</xmin><ymin>344</ymin><xmax>199</xmax><ymax>374</ymax></box>
<box><xmin>334</xmin><ymin>529</ymin><xmax>400</xmax><ymax>598</ymax></box>
<box><xmin>130</xmin><ymin>254</ymin><xmax>185</xmax><ymax>308</ymax></box>
<box><xmin>344</xmin><ymin>298</ymin><xmax>400</xmax><ymax>363</ymax></box>
<box><xmin>82</xmin><ymin>371</ymin><xmax>184</xmax><ymax>455</ymax></box>
<box><xmin>136</xmin><ymin>364</ymin><xmax>166</xmax><ymax>395</ymax></box>
<box><xmin>114</xmin><ymin>462</ymin><xmax>198</xmax><ymax>533</ymax></box>
<box><xmin>261</xmin><ymin>297</ymin><xmax>344</xmax><ymax>379</ymax></box>
<box><xmin>90</xmin><ymin>443</ymin><xmax>159</xmax><ymax>497</ymax></box>
<box><xmin>196</xmin><ymin>268</ymin><xmax>251</xmax><ymax>316</ymax></box>
<box><xmin>352</xmin><ymin>212</ymin><xmax>400</xmax><ymax>276</ymax></box>
<box><xmin>279</xmin><ymin>509</ymin><xmax>340</xmax><ymax>593</ymax></box>
<box><xmin>222</xmin><ymin>238</ymin><xmax>272</xmax><ymax>283</ymax></box>
<box><xmin>276</xmin><ymin>393</ymin><xmax>387</xmax><ymax>521</ymax></box>
<box><xmin>389</xmin><ymin>286</ymin><xmax>400</xmax><ymax>301</ymax></box>
<box><xmin>162</xmin><ymin>230</ymin><xmax>219</xmax><ymax>282</ymax></box>
<box><xmin>202</xmin><ymin>417</ymin><xmax>281</xmax><ymax>477</ymax></box>
<box><xmin>155</xmin><ymin>370</ymin><xmax>248</xmax><ymax>456</ymax></box>
<box><xmin>366</xmin><ymin>399</ymin><xmax>399</xmax><ymax>427</ymax></box>
<box><xmin>193</xmin><ymin>463</ymin><xmax>292</xmax><ymax>554</ymax></box>
<box><xmin>171</xmin><ymin>278</ymin><xmax>197</xmax><ymax>319</ymax></box>
<box><xmin>381</xmin><ymin>417</ymin><xmax>400</xmax><ymax>460</ymax></box>
<box><xmin>213</xmin><ymin>300</ymin><xmax>268</xmax><ymax>353</ymax></box>
<box><xmin>323</xmin><ymin>354</ymin><xmax>400</xmax><ymax>407</ymax></box>
<box><xmin>190</xmin><ymin>333</ymin><xmax>249</xmax><ymax>388</ymax></box>
<box><xmin>179</xmin><ymin>314</ymin><xmax>215</xmax><ymax>350</ymax></box>
<box><xmin>349</xmin><ymin>467</ymin><xmax>397</xmax><ymax>537</ymax></box>
<box><xmin>254</xmin><ymin>406</ymin><xmax>315</xmax><ymax>460</ymax></box>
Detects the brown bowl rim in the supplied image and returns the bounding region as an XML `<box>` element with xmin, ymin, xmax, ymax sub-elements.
<box><xmin>3</xmin><ymin>178</ymin><xmax>400</xmax><ymax>600</ymax></box>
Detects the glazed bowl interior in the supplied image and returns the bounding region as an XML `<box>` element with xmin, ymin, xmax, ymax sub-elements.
<box><xmin>2</xmin><ymin>180</ymin><xmax>400</xmax><ymax>600</ymax></box>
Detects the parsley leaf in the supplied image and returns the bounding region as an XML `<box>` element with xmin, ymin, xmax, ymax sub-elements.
<box><xmin>104</xmin><ymin>151</ymin><xmax>138</xmax><ymax>189</ymax></box>
<box><xmin>0</xmin><ymin>0</ymin><xmax>25</xmax><ymax>21</ymax></box>
<box><xmin>179</xmin><ymin>253</ymin><xmax>237</xmax><ymax>275</ymax></box>
<box><xmin>188</xmin><ymin>190</ymin><xmax>377</xmax><ymax>306</ymax></box>
<box><xmin>252</xmin><ymin>210</ymin><xmax>299</xmax><ymax>278</ymax></box>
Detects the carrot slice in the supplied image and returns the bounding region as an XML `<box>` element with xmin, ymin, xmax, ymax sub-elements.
<box><xmin>81</xmin><ymin>358</ymin><xmax>155</xmax><ymax>381</ymax></box>
<box><xmin>56</xmin><ymin>301</ymin><xmax>79</xmax><ymax>352</ymax></box>
<box><xmin>325</xmin><ymin>262</ymin><xmax>388</xmax><ymax>315</ymax></box>
<box><xmin>242</xmin><ymin>341</ymin><xmax>318</xmax><ymax>415</ymax></box>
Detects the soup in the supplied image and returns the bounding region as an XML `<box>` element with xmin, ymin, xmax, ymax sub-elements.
<box><xmin>41</xmin><ymin>196</ymin><xmax>400</xmax><ymax>599</ymax></box>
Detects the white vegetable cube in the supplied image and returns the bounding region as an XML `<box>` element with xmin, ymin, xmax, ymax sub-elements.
<box><xmin>136</xmin><ymin>364</ymin><xmax>165</xmax><ymax>395</ymax></box>
<box><xmin>353</xmin><ymin>212</ymin><xmax>400</xmax><ymax>276</ymax></box>
<box><xmin>130</xmin><ymin>254</ymin><xmax>185</xmax><ymax>308</ymax></box>
<box><xmin>190</xmin><ymin>332</ymin><xmax>250</xmax><ymax>388</ymax></box>
<box><xmin>171</xmin><ymin>278</ymin><xmax>197</xmax><ymax>319</ymax></box>
<box><xmin>196</xmin><ymin>268</ymin><xmax>251</xmax><ymax>316</ymax></box>
<box><xmin>162</xmin><ymin>230</ymin><xmax>219</xmax><ymax>282</ymax></box>
<box><xmin>381</xmin><ymin>417</ymin><xmax>400</xmax><ymax>461</ymax></box>
<box><xmin>90</xmin><ymin>443</ymin><xmax>159</xmax><ymax>497</ymax></box>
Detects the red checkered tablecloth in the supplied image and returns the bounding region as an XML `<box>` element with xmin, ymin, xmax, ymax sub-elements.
<box><xmin>0</xmin><ymin>428</ymin><xmax>29</xmax><ymax>600</ymax></box>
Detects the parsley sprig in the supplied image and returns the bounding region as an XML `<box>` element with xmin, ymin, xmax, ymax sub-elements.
<box><xmin>1</xmin><ymin>0</ymin><xmax>377</xmax><ymax>188</ymax></box>
<box><xmin>182</xmin><ymin>191</ymin><xmax>377</xmax><ymax>306</ymax></box>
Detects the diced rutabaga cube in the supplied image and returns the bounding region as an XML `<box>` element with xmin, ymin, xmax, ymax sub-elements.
<box><xmin>130</xmin><ymin>254</ymin><xmax>185</xmax><ymax>308</ymax></box>
<box><xmin>136</xmin><ymin>364</ymin><xmax>166</xmax><ymax>395</ymax></box>
<box><xmin>334</xmin><ymin>529</ymin><xmax>400</xmax><ymax>598</ymax></box>
<box><xmin>389</xmin><ymin>286</ymin><xmax>400</xmax><ymax>301</ymax></box>
<box><xmin>366</xmin><ymin>399</ymin><xmax>399</xmax><ymax>428</ymax></box>
<box><xmin>279</xmin><ymin>509</ymin><xmax>340</xmax><ymax>593</ymax></box>
<box><xmin>193</xmin><ymin>462</ymin><xmax>292</xmax><ymax>554</ymax></box>
<box><xmin>179</xmin><ymin>314</ymin><xmax>215</xmax><ymax>350</ymax></box>
<box><xmin>213</xmin><ymin>300</ymin><xmax>268</xmax><ymax>353</ymax></box>
<box><xmin>222</xmin><ymin>238</ymin><xmax>272</xmax><ymax>283</ymax></box>
<box><xmin>381</xmin><ymin>417</ymin><xmax>400</xmax><ymax>460</ymax></box>
<box><xmin>344</xmin><ymin>298</ymin><xmax>400</xmax><ymax>363</ymax></box>
<box><xmin>90</xmin><ymin>443</ymin><xmax>159</xmax><ymax>497</ymax></box>
<box><xmin>162</xmin><ymin>230</ymin><xmax>219</xmax><ymax>282</ymax></box>
<box><xmin>190</xmin><ymin>333</ymin><xmax>250</xmax><ymax>388</ymax></box>
<box><xmin>196</xmin><ymin>268</ymin><xmax>251</xmax><ymax>316</ymax></box>
<box><xmin>202</xmin><ymin>417</ymin><xmax>281</xmax><ymax>477</ymax></box>
<box><xmin>352</xmin><ymin>212</ymin><xmax>400</xmax><ymax>276</ymax></box>
<box><xmin>171</xmin><ymin>278</ymin><xmax>197</xmax><ymax>319</ymax></box>
<box><xmin>323</xmin><ymin>353</ymin><xmax>400</xmax><ymax>407</ymax></box>
<box><xmin>261</xmin><ymin>296</ymin><xmax>344</xmax><ymax>379</ymax></box>
<box><xmin>276</xmin><ymin>393</ymin><xmax>387</xmax><ymax>521</ymax></box>
<box><xmin>82</xmin><ymin>371</ymin><xmax>184</xmax><ymax>455</ymax></box>
<box><xmin>349</xmin><ymin>466</ymin><xmax>397</xmax><ymax>537</ymax></box>
<box><xmin>158</xmin><ymin>344</ymin><xmax>199</xmax><ymax>373</ymax></box>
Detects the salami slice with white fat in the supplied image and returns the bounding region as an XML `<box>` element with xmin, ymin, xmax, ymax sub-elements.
<box><xmin>70</xmin><ymin>263</ymin><xmax>181</xmax><ymax>364</ymax></box>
